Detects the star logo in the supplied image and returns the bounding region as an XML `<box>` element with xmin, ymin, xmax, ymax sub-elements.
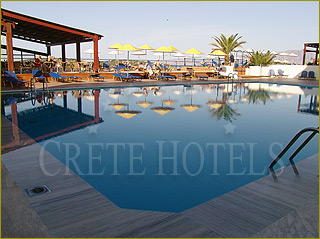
<box><xmin>224</xmin><ymin>123</ymin><xmax>236</xmax><ymax>134</ymax></box>
<box><xmin>88</xmin><ymin>124</ymin><xmax>99</xmax><ymax>135</ymax></box>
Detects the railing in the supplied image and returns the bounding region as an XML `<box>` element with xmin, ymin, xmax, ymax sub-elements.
<box><xmin>269</xmin><ymin>126</ymin><xmax>319</xmax><ymax>181</ymax></box>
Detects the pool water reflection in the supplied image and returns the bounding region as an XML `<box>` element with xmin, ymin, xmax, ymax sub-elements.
<box><xmin>2</xmin><ymin>83</ymin><xmax>319</xmax><ymax>212</ymax></box>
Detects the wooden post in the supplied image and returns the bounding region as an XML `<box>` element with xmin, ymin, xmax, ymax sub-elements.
<box><xmin>61</xmin><ymin>44</ymin><xmax>66</xmax><ymax>71</ymax></box>
<box><xmin>93</xmin><ymin>36</ymin><xmax>99</xmax><ymax>72</ymax></box>
<box><xmin>302</xmin><ymin>44</ymin><xmax>307</xmax><ymax>65</ymax></box>
<box><xmin>76</xmin><ymin>42</ymin><xmax>81</xmax><ymax>62</ymax></box>
<box><xmin>4</xmin><ymin>22</ymin><xmax>15</xmax><ymax>71</ymax></box>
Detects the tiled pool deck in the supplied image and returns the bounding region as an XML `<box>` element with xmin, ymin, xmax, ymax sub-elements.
<box><xmin>1</xmin><ymin>78</ymin><xmax>319</xmax><ymax>238</ymax></box>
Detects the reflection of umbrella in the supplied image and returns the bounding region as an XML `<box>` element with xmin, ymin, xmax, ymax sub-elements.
<box><xmin>116</xmin><ymin>110</ymin><xmax>142</xmax><ymax>119</ymax></box>
<box><xmin>109</xmin><ymin>103</ymin><xmax>128</xmax><ymax>110</ymax></box>
<box><xmin>153</xmin><ymin>46</ymin><xmax>174</xmax><ymax>61</ymax></box>
<box><xmin>207</xmin><ymin>100</ymin><xmax>223</xmax><ymax>109</ymax></box>
<box><xmin>162</xmin><ymin>98</ymin><xmax>177</xmax><ymax>106</ymax></box>
<box><xmin>151</xmin><ymin>106</ymin><xmax>175</xmax><ymax>115</ymax></box>
<box><xmin>181</xmin><ymin>104</ymin><xmax>201</xmax><ymax>112</ymax></box>
<box><xmin>173</xmin><ymin>89</ymin><xmax>182</xmax><ymax>95</ymax></box>
<box><xmin>181</xmin><ymin>86</ymin><xmax>201</xmax><ymax>112</ymax></box>
<box><xmin>109</xmin><ymin>93</ymin><xmax>121</xmax><ymax>99</ymax></box>
<box><xmin>132</xmin><ymin>91</ymin><xmax>144</xmax><ymax>97</ymax></box>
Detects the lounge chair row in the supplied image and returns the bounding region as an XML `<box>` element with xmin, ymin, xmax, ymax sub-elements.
<box><xmin>298</xmin><ymin>71</ymin><xmax>316</xmax><ymax>80</ymax></box>
<box><xmin>269</xmin><ymin>69</ymin><xmax>288</xmax><ymax>78</ymax></box>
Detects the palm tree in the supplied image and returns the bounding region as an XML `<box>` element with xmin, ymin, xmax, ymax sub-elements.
<box><xmin>210</xmin><ymin>33</ymin><xmax>247</xmax><ymax>65</ymax></box>
<box><xmin>248</xmin><ymin>50</ymin><xmax>276</xmax><ymax>66</ymax></box>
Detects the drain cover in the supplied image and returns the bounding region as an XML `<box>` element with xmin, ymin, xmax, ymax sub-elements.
<box><xmin>25</xmin><ymin>185</ymin><xmax>51</xmax><ymax>197</ymax></box>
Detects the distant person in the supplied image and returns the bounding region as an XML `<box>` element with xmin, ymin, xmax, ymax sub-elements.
<box><xmin>33</xmin><ymin>55</ymin><xmax>42</xmax><ymax>69</ymax></box>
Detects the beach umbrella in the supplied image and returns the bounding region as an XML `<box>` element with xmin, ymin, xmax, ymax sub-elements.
<box><xmin>288</xmin><ymin>53</ymin><xmax>298</xmax><ymax>57</ymax></box>
<box><xmin>109</xmin><ymin>43</ymin><xmax>122</xmax><ymax>49</ymax></box>
<box><xmin>173</xmin><ymin>52</ymin><xmax>185</xmax><ymax>66</ymax></box>
<box><xmin>83</xmin><ymin>48</ymin><xmax>99</xmax><ymax>60</ymax></box>
<box><xmin>271</xmin><ymin>51</ymin><xmax>278</xmax><ymax>55</ymax></box>
<box><xmin>184</xmin><ymin>48</ymin><xmax>204</xmax><ymax>66</ymax></box>
<box><xmin>131</xmin><ymin>50</ymin><xmax>147</xmax><ymax>60</ymax></box>
<box><xmin>245</xmin><ymin>48</ymin><xmax>253</xmax><ymax>53</ymax></box>
<box><xmin>153</xmin><ymin>46</ymin><xmax>174</xmax><ymax>61</ymax></box>
<box><xmin>138</xmin><ymin>44</ymin><xmax>155</xmax><ymax>60</ymax></box>
<box><xmin>117</xmin><ymin>44</ymin><xmax>139</xmax><ymax>61</ymax></box>
<box><xmin>209</xmin><ymin>50</ymin><xmax>227</xmax><ymax>56</ymax></box>
<box><xmin>168</xmin><ymin>46</ymin><xmax>179</xmax><ymax>52</ymax></box>
<box><xmin>108</xmin><ymin>50</ymin><xmax>122</xmax><ymax>62</ymax></box>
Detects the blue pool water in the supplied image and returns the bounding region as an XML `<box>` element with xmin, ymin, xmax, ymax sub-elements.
<box><xmin>3</xmin><ymin>83</ymin><xmax>319</xmax><ymax>212</ymax></box>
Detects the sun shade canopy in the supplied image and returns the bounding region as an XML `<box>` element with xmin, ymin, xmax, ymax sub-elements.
<box><xmin>184</xmin><ymin>48</ymin><xmax>204</xmax><ymax>55</ymax></box>
<box><xmin>1</xmin><ymin>8</ymin><xmax>103</xmax><ymax>46</ymax></box>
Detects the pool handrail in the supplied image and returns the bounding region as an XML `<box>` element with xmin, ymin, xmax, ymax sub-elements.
<box><xmin>269</xmin><ymin>126</ymin><xmax>319</xmax><ymax>181</ymax></box>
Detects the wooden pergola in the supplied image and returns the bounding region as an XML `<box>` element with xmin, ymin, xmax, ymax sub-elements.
<box><xmin>302</xmin><ymin>43</ymin><xmax>319</xmax><ymax>65</ymax></box>
<box><xmin>1</xmin><ymin>8</ymin><xmax>103</xmax><ymax>72</ymax></box>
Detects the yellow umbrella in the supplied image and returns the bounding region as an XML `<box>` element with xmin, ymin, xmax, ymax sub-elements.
<box><xmin>117</xmin><ymin>44</ymin><xmax>139</xmax><ymax>61</ymax></box>
<box><xmin>184</xmin><ymin>48</ymin><xmax>204</xmax><ymax>66</ymax></box>
<box><xmin>209</xmin><ymin>50</ymin><xmax>227</xmax><ymax>56</ymax></box>
<box><xmin>116</xmin><ymin>110</ymin><xmax>142</xmax><ymax>119</ymax></box>
<box><xmin>109</xmin><ymin>43</ymin><xmax>123</xmax><ymax>49</ymax></box>
<box><xmin>139</xmin><ymin>44</ymin><xmax>155</xmax><ymax>50</ymax></box>
<box><xmin>168</xmin><ymin>46</ymin><xmax>179</xmax><ymax>52</ymax></box>
<box><xmin>153</xmin><ymin>46</ymin><xmax>174</xmax><ymax>61</ymax></box>
<box><xmin>151</xmin><ymin>107</ymin><xmax>175</xmax><ymax>115</ymax></box>
<box><xmin>184</xmin><ymin>48</ymin><xmax>204</xmax><ymax>55</ymax></box>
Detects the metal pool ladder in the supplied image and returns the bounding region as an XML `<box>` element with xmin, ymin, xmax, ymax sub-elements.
<box><xmin>269</xmin><ymin>126</ymin><xmax>319</xmax><ymax>181</ymax></box>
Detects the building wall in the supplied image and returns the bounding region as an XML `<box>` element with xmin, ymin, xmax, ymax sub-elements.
<box><xmin>246</xmin><ymin>65</ymin><xmax>319</xmax><ymax>80</ymax></box>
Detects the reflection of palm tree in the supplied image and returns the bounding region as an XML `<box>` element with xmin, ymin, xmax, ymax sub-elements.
<box><xmin>247</xmin><ymin>89</ymin><xmax>271</xmax><ymax>105</ymax></box>
<box><xmin>210</xmin><ymin>92</ymin><xmax>240</xmax><ymax>122</ymax></box>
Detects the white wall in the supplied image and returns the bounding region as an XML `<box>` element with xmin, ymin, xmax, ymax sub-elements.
<box><xmin>246</xmin><ymin>65</ymin><xmax>319</xmax><ymax>80</ymax></box>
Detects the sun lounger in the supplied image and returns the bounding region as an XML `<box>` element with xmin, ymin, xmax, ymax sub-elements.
<box><xmin>298</xmin><ymin>71</ymin><xmax>308</xmax><ymax>80</ymax></box>
<box><xmin>269</xmin><ymin>69</ymin><xmax>276</xmax><ymax>77</ymax></box>
<box><xmin>112</xmin><ymin>73</ymin><xmax>136</xmax><ymax>82</ymax></box>
<box><xmin>277</xmin><ymin>69</ymin><xmax>288</xmax><ymax>78</ymax></box>
<box><xmin>88</xmin><ymin>74</ymin><xmax>104</xmax><ymax>82</ymax></box>
<box><xmin>194</xmin><ymin>74</ymin><xmax>208</xmax><ymax>80</ymax></box>
<box><xmin>50</xmin><ymin>72</ymin><xmax>82</xmax><ymax>82</ymax></box>
<box><xmin>308</xmin><ymin>71</ymin><xmax>316</xmax><ymax>80</ymax></box>
<box><xmin>3</xmin><ymin>71</ymin><xmax>29</xmax><ymax>88</ymax></box>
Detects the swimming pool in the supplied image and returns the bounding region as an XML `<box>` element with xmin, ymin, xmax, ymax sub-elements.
<box><xmin>2</xmin><ymin>82</ymin><xmax>319</xmax><ymax>212</ymax></box>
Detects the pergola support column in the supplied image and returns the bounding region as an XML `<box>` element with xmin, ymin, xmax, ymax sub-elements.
<box><xmin>3</xmin><ymin>22</ymin><xmax>15</xmax><ymax>71</ymax></box>
<box><xmin>93</xmin><ymin>36</ymin><xmax>99</xmax><ymax>72</ymax></box>
<box><xmin>61</xmin><ymin>44</ymin><xmax>66</xmax><ymax>71</ymax></box>
<box><xmin>302</xmin><ymin>44</ymin><xmax>307</xmax><ymax>65</ymax></box>
<box><xmin>76</xmin><ymin>42</ymin><xmax>81</xmax><ymax>62</ymax></box>
<box><xmin>47</xmin><ymin>46</ymin><xmax>51</xmax><ymax>56</ymax></box>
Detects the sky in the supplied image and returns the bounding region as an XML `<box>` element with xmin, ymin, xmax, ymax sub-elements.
<box><xmin>1</xmin><ymin>1</ymin><xmax>319</xmax><ymax>60</ymax></box>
